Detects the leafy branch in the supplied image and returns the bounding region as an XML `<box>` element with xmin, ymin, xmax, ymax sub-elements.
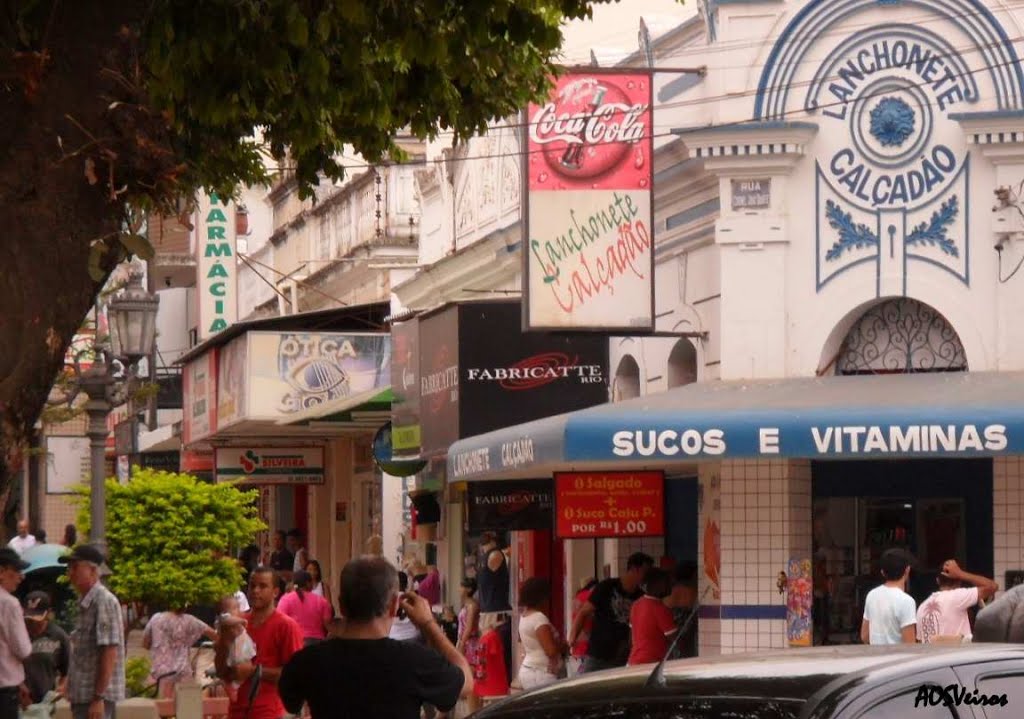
<box><xmin>906</xmin><ymin>196</ymin><xmax>960</xmax><ymax>257</ymax></box>
<box><xmin>825</xmin><ymin>200</ymin><xmax>879</xmax><ymax>261</ymax></box>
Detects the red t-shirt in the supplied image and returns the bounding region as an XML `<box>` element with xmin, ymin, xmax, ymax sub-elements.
<box><xmin>231</xmin><ymin>610</ymin><xmax>304</xmax><ymax>719</ymax></box>
<box><xmin>628</xmin><ymin>596</ymin><xmax>676</xmax><ymax>665</ymax></box>
<box><xmin>571</xmin><ymin>587</ymin><xmax>594</xmax><ymax>658</ymax></box>
<box><xmin>473</xmin><ymin>629</ymin><xmax>509</xmax><ymax>697</ymax></box>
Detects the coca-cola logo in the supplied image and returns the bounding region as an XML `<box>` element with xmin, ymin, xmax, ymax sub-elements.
<box><xmin>529</xmin><ymin>76</ymin><xmax>649</xmax><ymax>184</ymax></box>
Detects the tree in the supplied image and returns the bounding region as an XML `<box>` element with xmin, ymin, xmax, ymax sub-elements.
<box><xmin>0</xmin><ymin>0</ymin><xmax>609</xmax><ymax>513</ymax></box>
<box><xmin>75</xmin><ymin>468</ymin><xmax>264</xmax><ymax>609</ymax></box>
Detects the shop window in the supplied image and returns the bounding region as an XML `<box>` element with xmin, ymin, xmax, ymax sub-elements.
<box><xmin>667</xmin><ymin>339</ymin><xmax>697</xmax><ymax>388</ymax></box>
<box><xmin>613</xmin><ymin>355</ymin><xmax>641</xmax><ymax>401</ymax></box>
<box><xmin>836</xmin><ymin>298</ymin><xmax>967</xmax><ymax>375</ymax></box>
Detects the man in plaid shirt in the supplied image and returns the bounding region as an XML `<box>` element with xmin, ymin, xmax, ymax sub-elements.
<box><xmin>59</xmin><ymin>545</ymin><xmax>125</xmax><ymax>719</ymax></box>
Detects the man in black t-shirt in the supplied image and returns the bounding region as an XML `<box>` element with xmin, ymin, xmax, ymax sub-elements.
<box><xmin>268</xmin><ymin>530</ymin><xmax>294</xmax><ymax>585</ymax></box>
<box><xmin>22</xmin><ymin>592</ymin><xmax>70</xmax><ymax>703</ymax></box>
<box><xmin>279</xmin><ymin>557</ymin><xmax>471</xmax><ymax>719</ymax></box>
<box><xmin>567</xmin><ymin>552</ymin><xmax>654</xmax><ymax>673</ymax></box>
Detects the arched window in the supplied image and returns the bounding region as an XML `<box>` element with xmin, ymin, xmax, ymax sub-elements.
<box><xmin>613</xmin><ymin>355</ymin><xmax>641</xmax><ymax>401</ymax></box>
<box><xmin>836</xmin><ymin>298</ymin><xmax>967</xmax><ymax>375</ymax></box>
<box><xmin>667</xmin><ymin>339</ymin><xmax>697</xmax><ymax>389</ymax></box>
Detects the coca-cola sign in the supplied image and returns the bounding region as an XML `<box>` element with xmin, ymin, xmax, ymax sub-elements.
<box><xmin>524</xmin><ymin>71</ymin><xmax>655</xmax><ymax>331</ymax></box>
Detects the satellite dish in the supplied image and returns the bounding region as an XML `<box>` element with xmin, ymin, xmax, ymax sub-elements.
<box><xmin>372</xmin><ymin>422</ymin><xmax>426</xmax><ymax>477</ymax></box>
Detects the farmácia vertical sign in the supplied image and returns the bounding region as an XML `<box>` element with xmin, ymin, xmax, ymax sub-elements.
<box><xmin>197</xmin><ymin>193</ymin><xmax>238</xmax><ymax>340</ymax></box>
<box><xmin>524</xmin><ymin>71</ymin><xmax>655</xmax><ymax>331</ymax></box>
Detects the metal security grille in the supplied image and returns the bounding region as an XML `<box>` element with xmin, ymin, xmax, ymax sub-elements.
<box><xmin>837</xmin><ymin>298</ymin><xmax>967</xmax><ymax>375</ymax></box>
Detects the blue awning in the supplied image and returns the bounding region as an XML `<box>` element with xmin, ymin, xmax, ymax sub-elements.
<box><xmin>446</xmin><ymin>371</ymin><xmax>1024</xmax><ymax>482</ymax></box>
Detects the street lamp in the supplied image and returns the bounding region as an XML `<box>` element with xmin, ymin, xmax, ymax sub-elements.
<box><xmin>58</xmin><ymin>270</ymin><xmax>159</xmax><ymax>551</ymax></box>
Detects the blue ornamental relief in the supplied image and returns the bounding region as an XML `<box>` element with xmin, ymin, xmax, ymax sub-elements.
<box><xmin>824</xmin><ymin>201</ymin><xmax>879</xmax><ymax>260</ymax></box>
<box><xmin>805</xmin><ymin>26</ymin><xmax>976</xmax><ymax>293</ymax></box>
<box><xmin>869</xmin><ymin>97</ymin><xmax>915</xmax><ymax>147</ymax></box>
<box><xmin>905</xmin><ymin>196</ymin><xmax>959</xmax><ymax>257</ymax></box>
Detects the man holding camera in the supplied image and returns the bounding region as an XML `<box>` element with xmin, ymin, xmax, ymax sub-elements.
<box><xmin>280</xmin><ymin>557</ymin><xmax>472</xmax><ymax>719</ymax></box>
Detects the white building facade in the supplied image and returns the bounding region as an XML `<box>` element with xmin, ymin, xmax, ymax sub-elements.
<box><xmin>438</xmin><ymin>0</ymin><xmax>1024</xmax><ymax>657</ymax></box>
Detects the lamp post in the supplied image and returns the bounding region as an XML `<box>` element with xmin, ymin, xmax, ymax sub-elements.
<box><xmin>64</xmin><ymin>271</ymin><xmax>159</xmax><ymax>551</ymax></box>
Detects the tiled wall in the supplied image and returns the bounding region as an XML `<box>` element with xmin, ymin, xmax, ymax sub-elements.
<box><xmin>699</xmin><ymin>459</ymin><xmax>812</xmax><ymax>654</ymax></box>
<box><xmin>994</xmin><ymin>457</ymin><xmax>1023</xmax><ymax>594</ymax></box>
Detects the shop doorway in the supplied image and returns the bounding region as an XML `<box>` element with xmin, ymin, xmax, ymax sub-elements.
<box><xmin>665</xmin><ymin>476</ymin><xmax>698</xmax><ymax>567</ymax></box>
<box><xmin>810</xmin><ymin>459</ymin><xmax>992</xmax><ymax>645</ymax></box>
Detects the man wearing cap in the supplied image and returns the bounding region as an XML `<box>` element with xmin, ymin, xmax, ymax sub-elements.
<box><xmin>60</xmin><ymin>545</ymin><xmax>125</xmax><ymax>719</ymax></box>
<box><xmin>22</xmin><ymin>591</ymin><xmax>70</xmax><ymax>703</ymax></box>
<box><xmin>0</xmin><ymin>548</ymin><xmax>32</xmax><ymax>719</ymax></box>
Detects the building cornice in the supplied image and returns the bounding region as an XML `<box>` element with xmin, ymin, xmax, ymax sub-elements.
<box><xmin>392</xmin><ymin>225</ymin><xmax>520</xmax><ymax>311</ymax></box>
<box><xmin>952</xmin><ymin>112</ymin><xmax>1024</xmax><ymax>165</ymax></box>
<box><xmin>673</xmin><ymin>121</ymin><xmax>819</xmax><ymax>174</ymax></box>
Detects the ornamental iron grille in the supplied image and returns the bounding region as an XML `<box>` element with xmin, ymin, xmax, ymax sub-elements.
<box><xmin>836</xmin><ymin>298</ymin><xmax>967</xmax><ymax>375</ymax></box>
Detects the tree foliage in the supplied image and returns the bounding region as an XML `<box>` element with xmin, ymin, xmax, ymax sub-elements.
<box><xmin>0</xmin><ymin>0</ymin><xmax>612</xmax><ymax>520</ymax></box>
<box><xmin>75</xmin><ymin>469</ymin><xmax>264</xmax><ymax>609</ymax></box>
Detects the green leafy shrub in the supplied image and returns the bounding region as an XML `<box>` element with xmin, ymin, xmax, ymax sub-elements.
<box><xmin>125</xmin><ymin>656</ymin><xmax>152</xmax><ymax>698</ymax></box>
<box><xmin>75</xmin><ymin>468</ymin><xmax>265</xmax><ymax>608</ymax></box>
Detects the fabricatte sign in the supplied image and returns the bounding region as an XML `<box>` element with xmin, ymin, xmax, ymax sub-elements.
<box><xmin>215</xmin><ymin>447</ymin><xmax>325</xmax><ymax>485</ymax></box>
<box><xmin>412</xmin><ymin>301</ymin><xmax>609</xmax><ymax>461</ymax></box>
<box><xmin>466</xmin><ymin>479</ymin><xmax>553</xmax><ymax>533</ymax></box>
<box><xmin>524</xmin><ymin>71</ymin><xmax>655</xmax><ymax>331</ymax></box>
<box><xmin>196</xmin><ymin>193</ymin><xmax>238</xmax><ymax>340</ymax></box>
<box><xmin>555</xmin><ymin>471</ymin><xmax>664</xmax><ymax>539</ymax></box>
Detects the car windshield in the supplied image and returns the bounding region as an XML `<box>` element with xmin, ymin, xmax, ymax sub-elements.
<box><xmin>485</xmin><ymin>696</ymin><xmax>803</xmax><ymax>719</ymax></box>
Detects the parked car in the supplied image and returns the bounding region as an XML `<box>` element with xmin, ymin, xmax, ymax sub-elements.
<box><xmin>471</xmin><ymin>644</ymin><xmax>1023</xmax><ymax>719</ymax></box>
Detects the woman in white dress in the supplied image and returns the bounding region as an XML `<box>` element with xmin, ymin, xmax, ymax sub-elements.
<box><xmin>517</xmin><ymin>577</ymin><xmax>565</xmax><ymax>690</ymax></box>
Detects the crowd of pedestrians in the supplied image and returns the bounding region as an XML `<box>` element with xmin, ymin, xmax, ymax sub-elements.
<box><xmin>10</xmin><ymin>514</ymin><xmax>1024</xmax><ymax>719</ymax></box>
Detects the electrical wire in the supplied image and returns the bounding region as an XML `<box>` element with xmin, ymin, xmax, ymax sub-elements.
<box><xmin>237</xmin><ymin>251</ymin><xmax>391</xmax><ymax>330</ymax></box>
<box><xmin>413</xmin><ymin>29</ymin><xmax>1024</xmax><ymax>138</ymax></box>
<box><xmin>997</xmin><ymin>245</ymin><xmax>1024</xmax><ymax>282</ymax></box>
<box><xmin>262</xmin><ymin>47</ymin><xmax>1024</xmax><ymax>178</ymax></box>
<box><xmin>254</xmin><ymin>29</ymin><xmax>1024</xmax><ymax>182</ymax></box>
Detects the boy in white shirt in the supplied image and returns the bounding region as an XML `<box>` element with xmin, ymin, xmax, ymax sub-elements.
<box><xmin>861</xmin><ymin>549</ymin><xmax>917</xmax><ymax>645</ymax></box>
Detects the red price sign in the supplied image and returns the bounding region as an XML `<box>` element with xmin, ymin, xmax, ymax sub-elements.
<box><xmin>555</xmin><ymin>471</ymin><xmax>664</xmax><ymax>539</ymax></box>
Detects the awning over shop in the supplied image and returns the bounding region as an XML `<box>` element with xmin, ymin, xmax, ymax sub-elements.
<box><xmin>276</xmin><ymin>387</ymin><xmax>394</xmax><ymax>428</ymax></box>
<box><xmin>447</xmin><ymin>371</ymin><xmax>1024</xmax><ymax>482</ymax></box>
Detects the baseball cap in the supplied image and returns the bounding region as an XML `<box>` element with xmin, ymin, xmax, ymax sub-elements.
<box><xmin>58</xmin><ymin>544</ymin><xmax>106</xmax><ymax>567</ymax></box>
<box><xmin>0</xmin><ymin>548</ymin><xmax>29</xmax><ymax>571</ymax></box>
<box><xmin>23</xmin><ymin>591</ymin><xmax>51</xmax><ymax>619</ymax></box>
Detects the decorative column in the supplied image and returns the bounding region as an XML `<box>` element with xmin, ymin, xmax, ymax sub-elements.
<box><xmin>78</xmin><ymin>362</ymin><xmax>114</xmax><ymax>552</ymax></box>
<box><xmin>674</xmin><ymin>122</ymin><xmax>819</xmax><ymax>380</ymax></box>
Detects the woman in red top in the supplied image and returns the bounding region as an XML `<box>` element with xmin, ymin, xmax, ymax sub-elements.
<box><xmin>569</xmin><ymin>578</ymin><xmax>597</xmax><ymax>671</ymax></box>
<box><xmin>473</xmin><ymin>614</ymin><xmax>509</xmax><ymax>699</ymax></box>
<box><xmin>628</xmin><ymin>568</ymin><xmax>677</xmax><ymax>665</ymax></box>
